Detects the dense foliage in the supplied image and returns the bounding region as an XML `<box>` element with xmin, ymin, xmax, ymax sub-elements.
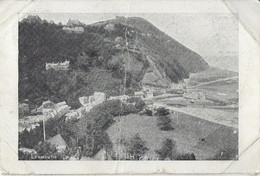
<box><xmin>155</xmin><ymin>138</ymin><xmax>178</xmax><ymax>160</ymax></box>
<box><xmin>76</xmin><ymin>99</ymin><xmax>141</xmax><ymax>157</ymax></box>
<box><xmin>19</xmin><ymin>15</ymin><xmax>208</xmax><ymax>109</ymax></box>
<box><xmin>19</xmin><ymin>16</ymin><xmax>139</xmax><ymax>109</ymax></box>
<box><xmin>124</xmin><ymin>133</ymin><xmax>149</xmax><ymax>160</ymax></box>
<box><xmin>155</xmin><ymin>107</ymin><xmax>173</xmax><ymax>131</ymax></box>
<box><xmin>155</xmin><ymin>139</ymin><xmax>196</xmax><ymax>160</ymax></box>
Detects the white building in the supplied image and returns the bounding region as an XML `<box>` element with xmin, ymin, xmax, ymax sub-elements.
<box><xmin>65</xmin><ymin>107</ymin><xmax>84</xmax><ymax>121</ymax></box>
<box><xmin>46</xmin><ymin>60</ymin><xmax>70</xmax><ymax>71</ymax></box>
<box><xmin>62</xmin><ymin>26</ymin><xmax>84</xmax><ymax>33</ymax></box>
<box><xmin>78</xmin><ymin>92</ymin><xmax>107</xmax><ymax>113</ymax></box>
<box><xmin>108</xmin><ymin>94</ymin><xmax>129</xmax><ymax>102</ymax></box>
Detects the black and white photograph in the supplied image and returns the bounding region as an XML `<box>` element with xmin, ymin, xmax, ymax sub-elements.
<box><xmin>17</xmin><ymin>13</ymin><xmax>239</xmax><ymax>161</ymax></box>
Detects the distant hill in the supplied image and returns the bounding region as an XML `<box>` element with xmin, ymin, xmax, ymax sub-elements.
<box><xmin>19</xmin><ymin>15</ymin><xmax>209</xmax><ymax>108</ymax></box>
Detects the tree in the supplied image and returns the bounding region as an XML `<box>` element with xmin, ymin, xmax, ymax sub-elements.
<box><xmin>144</xmin><ymin>109</ymin><xmax>153</xmax><ymax>116</ymax></box>
<box><xmin>156</xmin><ymin>115</ymin><xmax>173</xmax><ymax>131</ymax></box>
<box><xmin>77</xmin><ymin>53</ymin><xmax>91</xmax><ymax>71</ymax></box>
<box><xmin>124</xmin><ymin>133</ymin><xmax>148</xmax><ymax>160</ymax></box>
<box><xmin>176</xmin><ymin>153</ymin><xmax>196</xmax><ymax>160</ymax></box>
<box><xmin>155</xmin><ymin>139</ymin><xmax>177</xmax><ymax>160</ymax></box>
<box><xmin>33</xmin><ymin>141</ymin><xmax>70</xmax><ymax>160</ymax></box>
<box><xmin>18</xmin><ymin>150</ymin><xmax>33</xmax><ymax>160</ymax></box>
<box><xmin>34</xmin><ymin>141</ymin><xmax>57</xmax><ymax>156</ymax></box>
<box><xmin>126</xmin><ymin>97</ymin><xmax>145</xmax><ymax>112</ymax></box>
<box><xmin>155</xmin><ymin>107</ymin><xmax>170</xmax><ymax>116</ymax></box>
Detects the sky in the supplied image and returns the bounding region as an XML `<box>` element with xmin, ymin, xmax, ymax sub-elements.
<box><xmin>20</xmin><ymin>13</ymin><xmax>238</xmax><ymax>72</ymax></box>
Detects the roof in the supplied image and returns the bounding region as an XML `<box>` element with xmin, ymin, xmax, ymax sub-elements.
<box><xmin>94</xmin><ymin>148</ymin><xmax>113</xmax><ymax>160</ymax></box>
<box><xmin>19</xmin><ymin>148</ymin><xmax>37</xmax><ymax>154</ymax></box>
<box><xmin>46</xmin><ymin>134</ymin><xmax>67</xmax><ymax>148</ymax></box>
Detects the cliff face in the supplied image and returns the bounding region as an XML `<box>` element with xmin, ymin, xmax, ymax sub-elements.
<box><xmin>19</xmin><ymin>16</ymin><xmax>209</xmax><ymax>107</ymax></box>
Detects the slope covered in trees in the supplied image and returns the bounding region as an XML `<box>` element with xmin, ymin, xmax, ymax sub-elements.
<box><xmin>19</xmin><ymin>15</ymin><xmax>209</xmax><ymax>108</ymax></box>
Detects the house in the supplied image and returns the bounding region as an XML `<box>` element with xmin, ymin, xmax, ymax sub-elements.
<box><xmin>46</xmin><ymin>60</ymin><xmax>70</xmax><ymax>71</ymax></box>
<box><xmin>171</xmin><ymin>82</ymin><xmax>186</xmax><ymax>90</ymax></box>
<box><xmin>115</xmin><ymin>36</ymin><xmax>124</xmax><ymax>45</ymax></box>
<box><xmin>104</xmin><ymin>23</ymin><xmax>115</xmax><ymax>31</ymax></box>
<box><xmin>46</xmin><ymin>134</ymin><xmax>67</xmax><ymax>152</ymax></box>
<box><xmin>79</xmin><ymin>92</ymin><xmax>107</xmax><ymax>106</ymax></box>
<box><xmin>78</xmin><ymin>96</ymin><xmax>89</xmax><ymax>107</ymax></box>
<box><xmin>19</xmin><ymin>148</ymin><xmax>37</xmax><ymax>154</ymax></box>
<box><xmin>40</xmin><ymin>100</ymin><xmax>70</xmax><ymax>119</ymax></box>
<box><xmin>134</xmin><ymin>91</ymin><xmax>144</xmax><ymax>98</ymax></box>
<box><xmin>166</xmin><ymin>89</ymin><xmax>184</xmax><ymax>95</ymax></box>
<box><xmin>94</xmin><ymin>148</ymin><xmax>113</xmax><ymax>160</ymax></box>
<box><xmin>62</xmin><ymin>26</ymin><xmax>84</xmax><ymax>33</ymax></box>
<box><xmin>78</xmin><ymin>92</ymin><xmax>107</xmax><ymax>112</ymax></box>
<box><xmin>65</xmin><ymin>107</ymin><xmax>84</xmax><ymax>121</ymax></box>
<box><xmin>39</xmin><ymin>101</ymin><xmax>56</xmax><ymax>110</ymax></box>
<box><xmin>145</xmin><ymin>91</ymin><xmax>154</xmax><ymax>98</ymax></box>
<box><xmin>108</xmin><ymin>95</ymin><xmax>129</xmax><ymax>102</ymax></box>
<box><xmin>91</xmin><ymin>92</ymin><xmax>107</xmax><ymax>106</ymax></box>
<box><xmin>19</xmin><ymin>103</ymin><xmax>30</xmax><ymax>117</ymax></box>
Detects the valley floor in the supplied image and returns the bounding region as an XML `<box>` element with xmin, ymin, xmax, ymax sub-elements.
<box><xmin>107</xmin><ymin>113</ymin><xmax>238</xmax><ymax>160</ymax></box>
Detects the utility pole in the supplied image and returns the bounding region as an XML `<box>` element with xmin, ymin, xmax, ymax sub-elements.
<box><xmin>42</xmin><ymin>115</ymin><xmax>46</xmax><ymax>141</ymax></box>
<box><xmin>177</xmin><ymin>111</ymin><xmax>179</xmax><ymax>125</ymax></box>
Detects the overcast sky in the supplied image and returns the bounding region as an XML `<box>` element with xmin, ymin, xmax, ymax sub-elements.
<box><xmin>20</xmin><ymin>13</ymin><xmax>238</xmax><ymax>72</ymax></box>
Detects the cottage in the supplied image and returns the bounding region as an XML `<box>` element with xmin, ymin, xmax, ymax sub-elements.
<box><xmin>79</xmin><ymin>96</ymin><xmax>89</xmax><ymax>106</ymax></box>
<box><xmin>108</xmin><ymin>95</ymin><xmax>129</xmax><ymax>102</ymax></box>
<box><xmin>78</xmin><ymin>92</ymin><xmax>107</xmax><ymax>112</ymax></box>
<box><xmin>65</xmin><ymin>107</ymin><xmax>84</xmax><ymax>121</ymax></box>
<box><xmin>104</xmin><ymin>23</ymin><xmax>115</xmax><ymax>31</ymax></box>
<box><xmin>40</xmin><ymin>100</ymin><xmax>70</xmax><ymax>118</ymax></box>
<box><xmin>19</xmin><ymin>148</ymin><xmax>37</xmax><ymax>154</ymax></box>
<box><xmin>145</xmin><ymin>91</ymin><xmax>154</xmax><ymax>98</ymax></box>
<box><xmin>62</xmin><ymin>26</ymin><xmax>84</xmax><ymax>33</ymax></box>
<box><xmin>46</xmin><ymin>134</ymin><xmax>67</xmax><ymax>152</ymax></box>
<box><xmin>46</xmin><ymin>60</ymin><xmax>70</xmax><ymax>71</ymax></box>
<box><xmin>115</xmin><ymin>36</ymin><xmax>124</xmax><ymax>45</ymax></box>
<box><xmin>134</xmin><ymin>91</ymin><xmax>144</xmax><ymax>98</ymax></box>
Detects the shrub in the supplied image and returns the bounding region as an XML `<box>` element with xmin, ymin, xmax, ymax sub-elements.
<box><xmin>126</xmin><ymin>97</ymin><xmax>145</xmax><ymax>111</ymax></box>
<box><xmin>176</xmin><ymin>153</ymin><xmax>196</xmax><ymax>160</ymax></box>
<box><xmin>144</xmin><ymin>109</ymin><xmax>153</xmax><ymax>116</ymax></box>
<box><xmin>34</xmin><ymin>141</ymin><xmax>58</xmax><ymax>156</ymax></box>
<box><xmin>155</xmin><ymin>107</ymin><xmax>170</xmax><ymax>116</ymax></box>
<box><xmin>156</xmin><ymin>115</ymin><xmax>173</xmax><ymax>131</ymax></box>
<box><xmin>155</xmin><ymin>139</ymin><xmax>196</xmax><ymax>160</ymax></box>
<box><xmin>155</xmin><ymin>139</ymin><xmax>177</xmax><ymax>160</ymax></box>
<box><xmin>18</xmin><ymin>150</ymin><xmax>34</xmax><ymax>160</ymax></box>
<box><xmin>124</xmin><ymin>133</ymin><xmax>149</xmax><ymax>160</ymax></box>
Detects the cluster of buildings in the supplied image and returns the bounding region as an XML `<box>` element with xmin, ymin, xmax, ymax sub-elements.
<box><xmin>134</xmin><ymin>86</ymin><xmax>168</xmax><ymax>99</ymax></box>
<box><xmin>39</xmin><ymin>101</ymin><xmax>71</xmax><ymax>119</ymax></box>
<box><xmin>19</xmin><ymin>101</ymin><xmax>71</xmax><ymax>132</ymax></box>
<box><xmin>45</xmin><ymin>60</ymin><xmax>70</xmax><ymax>71</ymax></box>
<box><xmin>66</xmin><ymin>92</ymin><xmax>107</xmax><ymax>121</ymax></box>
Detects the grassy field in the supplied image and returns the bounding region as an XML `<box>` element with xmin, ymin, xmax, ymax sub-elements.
<box><xmin>107</xmin><ymin>112</ymin><xmax>238</xmax><ymax>160</ymax></box>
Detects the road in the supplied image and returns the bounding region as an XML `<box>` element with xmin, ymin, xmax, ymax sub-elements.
<box><xmin>187</xmin><ymin>76</ymin><xmax>238</xmax><ymax>89</ymax></box>
<box><xmin>152</xmin><ymin>102</ymin><xmax>238</xmax><ymax>129</ymax></box>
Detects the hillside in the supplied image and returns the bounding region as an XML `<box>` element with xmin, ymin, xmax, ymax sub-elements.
<box><xmin>19</xmin><ymin>15</ymin><xmax>209</xmax><ymax>108</ymax></box>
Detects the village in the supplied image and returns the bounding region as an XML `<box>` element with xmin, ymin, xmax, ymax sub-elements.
<box><xmin>18</xmin><ymin>71</ymin><xmax>238</xmax><ymax>160</ymax></box>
